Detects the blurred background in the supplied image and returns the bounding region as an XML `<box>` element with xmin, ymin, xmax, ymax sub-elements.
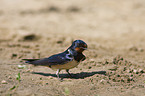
<box><xmin>0</xmin><ymin>0</ymin><xmax>145</xmax><ymax>47</ymax></box>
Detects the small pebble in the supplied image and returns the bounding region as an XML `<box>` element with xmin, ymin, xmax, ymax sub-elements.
<box><xmin>1</xmin><ymin>80</ymin><xmax>7</xmax><ymax>84</ymax></box>
<box><xmin>18</xmin><ymin>65</ymin><xmax>26</xmax><ymax>69</ymax></box>
<box><xmin>100</xmin><ymin>79</ymin><xmax>106</xmax><ymax>84</ymax></box>
<box><xmin>8</xmin><ymin>76</ymin><xmax>12</xmax><ymax>79</ymax></box>
<box><xmin>133</xmin><ymin>69</ymin><xmax>138</xmax><ymax>74</ymax></box>
<box><xmin>138</xmin><ymin>69</ymin><xmax>144</xmax><ymax>73</ymax></box>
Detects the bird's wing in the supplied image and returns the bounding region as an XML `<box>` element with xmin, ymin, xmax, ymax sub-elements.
<box><xmin>26</xmin><ymin>54</ymin><xmax>70</xmax><ymax>66</ymax></box>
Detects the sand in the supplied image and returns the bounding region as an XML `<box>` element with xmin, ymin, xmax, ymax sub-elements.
<box><xmin>0</xmin><ymin>0</ymin><xmax>145</xmax><ymax>96</ymax></box>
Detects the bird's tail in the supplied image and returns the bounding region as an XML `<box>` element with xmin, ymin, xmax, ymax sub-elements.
<box><xmin>22</xmin><ymin>59</ymin><xmax>40</xmax><ymax>66</ymax></box>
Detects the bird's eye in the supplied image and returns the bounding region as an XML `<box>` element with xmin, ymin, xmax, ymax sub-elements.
<box><xmin>83</xmin><ymin>44</ymin><xmax>87</xmax><ymax>48</ymax></box>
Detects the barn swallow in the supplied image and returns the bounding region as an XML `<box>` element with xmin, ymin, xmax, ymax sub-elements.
<box><xmin>22</xmin><ymin>40</ymin><xmax>87</xmax><ymax>80</ymax></box>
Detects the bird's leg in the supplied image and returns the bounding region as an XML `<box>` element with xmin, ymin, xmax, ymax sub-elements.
<box><xmin>56</xmin><ymin>69</ymin><xmax>61</xmax><ymax>80</ymax></box>
<box><xmin>66</xmin><ymin>69</ymin><xmax>72</xmax><ymax>77</ymax></box>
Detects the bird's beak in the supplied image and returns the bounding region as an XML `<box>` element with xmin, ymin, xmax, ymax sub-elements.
<box><xmin>82</xmin><ymin>44</ymin><xmax>87</xmax><ymax>50</ymax></box>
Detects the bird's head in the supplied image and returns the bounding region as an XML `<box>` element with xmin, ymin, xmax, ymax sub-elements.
<box><xmin>69</xmin><ymin>40</ymin><xmax>88</xmax><ymax>53</ymax></box>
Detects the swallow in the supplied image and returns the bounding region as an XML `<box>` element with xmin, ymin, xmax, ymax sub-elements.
<box><xmin>22</xmin><ymin>40</ymin><xmax>87</xmax><ymax>80</ymax></box>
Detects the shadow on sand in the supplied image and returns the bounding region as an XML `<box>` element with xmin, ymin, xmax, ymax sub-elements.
<box><xmin>32</xmin><ymin>71</ymin><xmax>106</xmax><ymax>79</ymax></box>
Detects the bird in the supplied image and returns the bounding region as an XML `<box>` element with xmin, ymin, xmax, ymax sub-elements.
<box><xmin>22</xmin><ymin>40</ymin><xmax>87</xmax><ymax>80</ymax></box>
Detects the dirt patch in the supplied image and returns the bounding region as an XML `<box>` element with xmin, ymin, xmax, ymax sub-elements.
<box><xmin>0</xmin><ymin>0</ymin><xmax>145</xmax><ymax>96</ymax></box>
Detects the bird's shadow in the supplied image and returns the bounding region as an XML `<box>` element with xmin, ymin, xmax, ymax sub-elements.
<box><xmin>31</xmin><ymin>71</ymin><xmax>106</xmax><ymax>79</ymax></box>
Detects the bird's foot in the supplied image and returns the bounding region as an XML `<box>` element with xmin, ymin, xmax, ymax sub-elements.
<box><xmin>66</xmin><ymin>69</ymin><xmax>73</xmax><ymax>78</ymax></box>
<box><xmin>57</xmin><ymin>77</ymin><xmax>63</xmax><ymax>82</ymax></box>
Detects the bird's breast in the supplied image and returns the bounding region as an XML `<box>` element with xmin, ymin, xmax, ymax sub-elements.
<box><xmin>50</xmin><ymin>60</ymin><xmax>79</xmax><ymax>70</ymax></box>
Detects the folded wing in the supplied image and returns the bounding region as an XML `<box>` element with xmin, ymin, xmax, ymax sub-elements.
<box><xmin>22</xmin><ymin>54</ymin><xmax>70</xmax><ymax>66</ymax></box>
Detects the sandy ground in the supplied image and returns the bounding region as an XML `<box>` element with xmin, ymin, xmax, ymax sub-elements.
<box><xmin>0</xmin><ymin>0</ymin><xmax>145</xmax><ymax>96</ymax></box>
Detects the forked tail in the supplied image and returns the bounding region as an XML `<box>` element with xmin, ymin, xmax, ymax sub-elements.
<box><xmin>22</xmin><ymin>59</ymin><xmax>40</xmax><ymax>66</ymax></box>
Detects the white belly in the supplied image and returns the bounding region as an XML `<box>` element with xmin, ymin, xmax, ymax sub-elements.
<box><xmin>50</xmin><ymin>60</ymin><xmax>79</xmax><ymax>70</ymax></box>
